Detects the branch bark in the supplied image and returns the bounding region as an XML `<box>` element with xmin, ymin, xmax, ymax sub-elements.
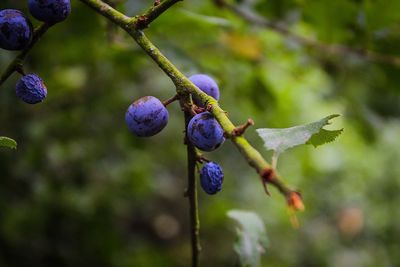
<box><xmin>78</xmin><ymin>0</ymin><xmax>298</xmax><ymax>202</ymax></box>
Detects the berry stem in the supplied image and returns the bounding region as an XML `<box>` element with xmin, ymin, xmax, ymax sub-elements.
<box><xmin>162</xmin><ymin>94</ymin><xmax>179</xmax><ymax>106</ymax></box>
<box><xmin>0</xmin><ymin>23</ymin><xmax>51</xmax><ymax>87</ymax></box>
<box><xmin>195</xmin><ymin>150</ymin><xmax>210</xmax><ymax>164</ymax></box>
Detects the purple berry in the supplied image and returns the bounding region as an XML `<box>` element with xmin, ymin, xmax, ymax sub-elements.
<box><xmin>125</xmin><ymin>96</ymin><xmax>169</xmax><ymax>137</ymax></box>
<box><xmin>200</xmin><ymin>162</ymin><xmax>224</xmax><ymax>195</ymax></box>
<box><xmin>187</xmin><ymin>112</ymin><xmax>225</xmax><ymax>151</ymax></box>
<box><xmin>28</xmin><ymin>0</ymin><xmax>71</xmax><ymax>24</ymax></box>
<box><xmin>16</xmin><ymin>74</ymin><xmax>47</xmax><ymax>104</ymax></box>
<box><xmin>0</xmin><ymin>9</ymin><xmax>33</xmax><ymax>51</ymax></box>
<box><xmin>189</xmin><ymin>74</ymin><xmax>220</xmax><ymax>106</ymax></box>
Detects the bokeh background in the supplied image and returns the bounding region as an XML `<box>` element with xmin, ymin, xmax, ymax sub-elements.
<box><xmin>1</xmin><ymin>0</ymin><xmax>400</xmax><ymax>266</ymax></box>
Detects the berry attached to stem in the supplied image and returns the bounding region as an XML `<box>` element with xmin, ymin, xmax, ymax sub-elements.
<box><xmin>15</xmin><ymin>73</ymin><xmax>47</xmax><ymax>104</ymax></box>
<box><xmin>189</xmin><ymin>74</ymin><xmax>220</xmax><ymax>106</ymax></box>
<box><xmin>0</xmin><ymin>9</ymin><xmax>33</xmax><ymax>51</ymax></box>
<box><xmin>200</xmin><ymin>162</ymin><xmax>224</xmax><ymax>195</ymax></box>
<box><xmin>187</xmin><ymin>112</ymin><xmax>225</xmax><ymax>151</ymax></box>
<box><xmin>28</xmin><ymin>0</ymin><xmax>71</xmax><ymax>24</ymax></box>
<box><xmin>125</xmin><ymin>96</ymin><xmax>169</xmax><ymax>137</ymax></box>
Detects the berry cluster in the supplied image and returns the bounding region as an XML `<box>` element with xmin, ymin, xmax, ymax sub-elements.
<box><xmin>0</xmin><ymin>0</ymin><xmax>71</xmax><ymax>104</ymax></box>
<box><xmin>125</xmin><ymin>74</ymin><xmax>225</xmax><ymax>195</ymax></box>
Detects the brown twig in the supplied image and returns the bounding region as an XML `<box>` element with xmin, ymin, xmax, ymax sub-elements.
<box><xmin>231</xmin><ymin>118</ymin><xmax>254</xmax><ymax>137</ymax></box>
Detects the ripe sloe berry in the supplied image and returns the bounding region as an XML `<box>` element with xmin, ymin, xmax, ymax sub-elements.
<box><xmin>187</xmin><ymin>112</ymin><xmax>224</xmax><ymax>151</ymax></box>
<box><xmin>16</xmin><ymin>74</ymin><xmax>47</xmax><ymax>104</ymax></box>
<box><xmin>28</xmin><ymin>0</ymin><xmax>71</xmax><ymax>24</ymax></box>
<box><xmin>200</xmin><ymin>162</ymin><xmax>224</xmax><ymax>195</ymax></box>
<box><xmin>0</xmin><ymin>9</ymin><xmax>33</xmax><ymax>51</ymax></box>
<box><xmin>189</xmin><ymin>74</ymin><xmax>219</xmax><ymax>106</ymax></box>
<box><xmin>125</xmin><ymin>96</ymin><xmax>169</xmax><ymax>137</ymax></box>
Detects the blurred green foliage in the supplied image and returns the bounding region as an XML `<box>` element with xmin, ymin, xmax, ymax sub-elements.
<box><xmin>1</xmin><ymin>0</ymin><xmax>400</xmax><ymax>266</ymax></box>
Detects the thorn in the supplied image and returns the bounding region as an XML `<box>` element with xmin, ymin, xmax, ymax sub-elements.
<box><xmin>262</xmin><ymin>182</ymin><xmax>270</xmax><ymax>196</ymax></box>
<box><xmin>232</xmin><ymin>118</ymin><xmax>254</xmax><ymax>136</ymax></box>
<box><xmin>162</xmin><ymin>94</ymin><xmax>179</xmax><ymax>107</ymax></box>
<box><xmin>154</xmin><ymin>0</ymin><xmax>161</xmax><ymax>6</ymax></box>
<box><xmin>259</xmin><ymin>168</ymin><xmax>274</xmax><ymax>196</ymax></box>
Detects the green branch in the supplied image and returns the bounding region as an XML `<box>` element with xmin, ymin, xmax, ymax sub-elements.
<box><xmin>0</xmin><ymin>23</ymin><xmax>51</xmax><ymax>87</ymax></box>
<box><xmin>136</xmin><ymin>0</ymin><xmax>183</xmax><ymax>29</ymax></box>
<box><xmin>78</xmin><ymin>0</ymin><xmax>132</xmax><ymax>28</ymax></box>
<box><xmin>78</xmin><ymin>0</ymin><xmax>298</xmax><ymax>202</ymax></box>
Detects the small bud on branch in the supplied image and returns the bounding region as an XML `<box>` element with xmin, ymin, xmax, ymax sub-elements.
<box><xmin>287</xmin><ymin>191</ymin><xmax>305</xmax><ymax>211</ymax></box>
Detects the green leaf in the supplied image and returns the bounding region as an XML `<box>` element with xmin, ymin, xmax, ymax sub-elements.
<box><xmin>307</xmin><ymin>128</ymin><xmax>344</xmax><ymax>147</ymax></box>
<box><xmin>256</xmin><ymin>114</ymin><xmax>342</xmax><ymax>155</ymax></box>
<box><xmin>0</xmin><ymin>137</ymin><xmax>17</xmax><ymax>149</ymax></box>
<box><xmin>227</xmin><ymin>210</ymin><xmax>268</xmax><ymax>267</ymax></box>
